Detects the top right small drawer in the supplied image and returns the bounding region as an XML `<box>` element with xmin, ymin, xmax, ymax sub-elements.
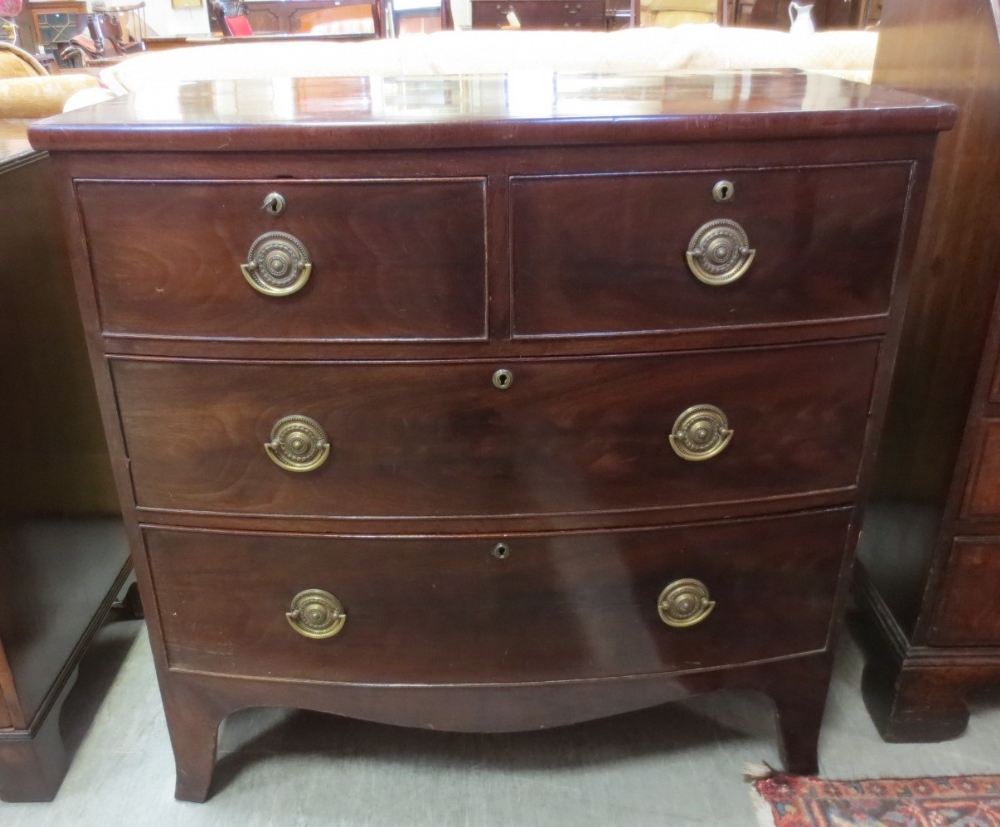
<box><xmin>510</xmin><ymin>164</ymin><xmax>911</xmax><ymax>339</ymax></box>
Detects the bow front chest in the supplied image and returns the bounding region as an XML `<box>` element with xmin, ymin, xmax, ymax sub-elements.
<box><xmin>30</xmin><ymin>72</ymin><xmax>952</xmax><ymax>800</ymax></box>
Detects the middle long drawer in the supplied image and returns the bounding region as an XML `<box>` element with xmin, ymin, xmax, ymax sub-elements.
<box><xmin>112</xmin><ymin>339</ymin><xmax>879</xmax><ymax>521</ymax></box>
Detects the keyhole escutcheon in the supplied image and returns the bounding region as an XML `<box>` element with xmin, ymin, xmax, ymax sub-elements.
<box><xmin>262</xmin><ymin>192</ymin><xmax>287</xmax><ymax>215</ymax></box>
<box><xmin>492</xmin><ymin>369</ymin><xmax>513</xmax><ymax>390</ymax></box>
<box><xmin>712</xmin><ymin>180</ymin><xmax>735</xmax><ymax>203</ymax></box>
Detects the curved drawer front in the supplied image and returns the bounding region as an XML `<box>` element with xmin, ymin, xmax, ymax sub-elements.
<box><xmin>113</xmin><ymin>339</ymin><xmax>879</xmax><ymax>520</ymax></box>
<box><xmin>511</xmin><ymin>164</ymin><xmax>911</xmax><ymax>337</ymax></box>
<box><xmin>147</xmin><ymin>509</ymin><xmax>850</xmax><ymax>684</ymax></box>
<box><xmin>78</xmin><ymin>178</ymin><xmax>488</xmax><ymax>341</ymax></box>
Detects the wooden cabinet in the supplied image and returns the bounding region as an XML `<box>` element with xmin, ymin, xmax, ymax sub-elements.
<box><xmin>849</xmin><ymin>0</ymin><xmax>1000</xmax><ymax>743</ymax></box>
<box><xmin>30</xmin><ymin>71</ymin><xmax>951</xmax><ymax>801</ymax></box>
<box><xmin>470</xmin><ymin>0</ymin><xmax>607</xmax><ymax>29</ymax></box>
<box><xmin>0</xmin><ymin>150</ymin><xmax>129</xmax><ymax>802</ymax></box>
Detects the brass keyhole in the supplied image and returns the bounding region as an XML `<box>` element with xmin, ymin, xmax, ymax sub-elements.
<box><xmin>492</xmin><ymin>542</ymin><xmax>511</xmax><ymax>559</ymax></box>
<box><xmin>492</xmin><ymin>369</ymin><xmax>513</xmax><ymax>390</ymax></box>
<box><xmin>262</xmin><ymin>192</ymin><xmax>287</xmax><ymax>216</ymax></box>
<box><xmin>712</xmin><ymin>180</ymin><xmax>735</xmax><ymax>203</ymax></box>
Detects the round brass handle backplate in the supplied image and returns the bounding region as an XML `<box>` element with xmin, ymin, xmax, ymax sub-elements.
<box><xmin>669</xmin><ymin>404</ymin><xmax>733</xmax><ymax>462</ymax></box>
<box><xmin>686</xmin><ymin>218</ymin><xmax>755</xmax><ymax>286</ymax></box>
<box><xmin>265</xmin><ymin>415</ymin><xmax>330</xmax><ymax>472</ymax></box>
<box><xmin>658</xmin><ymin>579</ymin><xmax>715</xmax><ymax>628</ymax></box>
<box><xmin>241</xmin><ymin>231</ymin><xmax>312</xmax><ymax>296</ymax></box>
<box><xmin>286</xmin><ymin>589</ymin><xmax>346</xmax><ymax>639</ymax></box>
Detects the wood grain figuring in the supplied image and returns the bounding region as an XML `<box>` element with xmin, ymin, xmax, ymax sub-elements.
<box><xmin>511</xmin><ymin>165</ymin><xmax>911</xmax><ymax>337</ymax></box>
<box><xmin>149</xmin><ymin>509</ymin><xmax>849</xmax><ymax>684</ymax></box>
<box><xmin>928</xmin><ymin>539</ymin><xmax>1000</xmax><ymax>645</ymax></box>
<box><xmin>79</xmin><ymin>179</ymin><xmax>488</xmax><ymax>342</ymax></box>
<box><xmin>112</xmin><ymin>340</ymin><xmax>879</xmax><ymax>521</ymax></box>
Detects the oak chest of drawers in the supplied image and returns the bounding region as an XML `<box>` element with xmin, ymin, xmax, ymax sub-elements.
<box><xmin>30</xmin><ymin>71</ymin><xmax>952</xmax><ymax>800</ymax></box>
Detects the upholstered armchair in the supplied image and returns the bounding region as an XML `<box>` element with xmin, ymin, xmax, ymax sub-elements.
<box><xmin>0</xmin><ymin>42</ymin><xmax>97</xmax><ymax>118</ymax></box>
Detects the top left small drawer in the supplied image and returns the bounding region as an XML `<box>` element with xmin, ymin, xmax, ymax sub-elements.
<box><xmin>77</xmin><ymin>178</ymin><xmax>489</xmax><ymax>342</ymax></box>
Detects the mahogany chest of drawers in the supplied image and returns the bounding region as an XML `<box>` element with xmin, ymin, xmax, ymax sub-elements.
<box><xmin>30</xmin><ymin>71</ymin><xmax>952</xmax><ymax>801</ymax></box>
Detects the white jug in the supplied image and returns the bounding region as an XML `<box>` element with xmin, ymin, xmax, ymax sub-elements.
<box><xmin>788</xmin><ymin>1</ymin><xmax>815</xmax><ymax>34</ymax></box>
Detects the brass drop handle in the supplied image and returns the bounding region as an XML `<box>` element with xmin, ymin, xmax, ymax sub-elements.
<box><xmin>242</xmin><ymin>230</ymin><xmax>312</xmax><ymax>296</ymax></box>
<box><xmin>686</xmin><ymin>218</ymin><xmax>755</xmax><ymax>286</ymax></box>
<box><xmin>287</xmin><ymin>589</ymin><xmax>346</xmax><ymax>639</ymax></box>
<box><xmin>658</xmin><ymin>579</ymin><xmax>715</xmax><ymax>628</ymax></box>
<box><xmin>669</xmin><ymin>404</ymin><xmax>733</xmax><ymax>461</ymax></box>
<box><xmin>265</xmin><ymin>415</ymin><xmax>330</xmax><ymax>472</ymax></box>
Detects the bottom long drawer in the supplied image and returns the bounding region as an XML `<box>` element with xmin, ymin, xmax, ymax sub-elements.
<box><xmin>146</xmin><ymin>508</ymin><xmax>851</xmax><ymax>685</ymax></box>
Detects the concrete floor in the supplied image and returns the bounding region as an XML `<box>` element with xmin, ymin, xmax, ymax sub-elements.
<box><xmin>4</xmin><ymin>619</ymin><xmax>1000</xmax><ymax>827</ymax></box>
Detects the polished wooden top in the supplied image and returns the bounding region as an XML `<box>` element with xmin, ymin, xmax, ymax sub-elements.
<box><xmin>30</xmin><ymin>70</ymin><xmax>955</xmax><ymax>153</ymax></box>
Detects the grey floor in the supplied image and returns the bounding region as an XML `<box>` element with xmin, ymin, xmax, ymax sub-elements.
<box><xmin>5</xmin><ymin>619</ymin><xmax>1000</xmax><ymax>827</ymax></box>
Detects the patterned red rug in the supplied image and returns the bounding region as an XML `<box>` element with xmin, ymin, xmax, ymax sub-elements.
<box><xmin>752</xmin><ymin>773</ymin><xmax>1000</xmax><ymax>826</ymax></box>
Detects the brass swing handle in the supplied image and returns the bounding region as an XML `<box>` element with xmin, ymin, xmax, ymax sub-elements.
<box><xmin>669</xmin><ymin>404</ymin><xmax>733</xmax><ymax>462</ymax></box>
<box><xmin>287</xmin><ymin>589</ymin><xmax>346</xmax><ymax>639</ymax></box>
<box><xmin>242</xmin><ymin>230</ymin><xmax>312</xmax><ymax>297</ymax></box>
<box><xmin>686</xmin><ymin>219</ymin><xmax>755</xmax><ymax>286</ymax></box>
<box><xmin>265</xmin><ymin>415</ymin><xmax>330</xmax><ymax>472</ymax></box>
<box><xmin>658</xmin><ymin>579</ymin><xmax>715</xmax><ymax>628</ymax></box>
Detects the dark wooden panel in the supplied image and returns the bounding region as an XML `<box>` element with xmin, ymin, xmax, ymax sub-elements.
<box><xmin>853</xmin><ymin>0</ymin><xmax>1000</xmax><ymax>743</ymax></box>
<box><xmin>0</xmin><ymin>151</ymin><xmax>129</xmax><ymax>801</ymax></box>
<box><xmin>990</xmin><ymin>349</ymin><xmax>1000</xmax><ymax>403</ymax></box>
<box><xmin>0</xmin><ymin>680</ymin><xmax>10</xmax><ymax>729</ymax></box>
<box><xmin>961</xmin><ymin>421</ymin><xmax>1000</xmax><ymax>519</ymax></box>
<box><xmin>0</xmin><ymin>154</ymin><xmax>125</xmax><ymax>726</ymax></box>
<box><xmin>148</xmin><ymin>508</ymin><xmax>849</xmax><ymax>684</ymax></box>
<box><xmin>78</xmin><ymin>179</ymin><xmax>488</xmax><ymax>342</ymax></box>
<box><xmin>929</xmin><ymin>539</ymin><xmax>1000</xmax><ymax>645</ymax></box>
<box><xmin>511</xmin><ymin>165</ymin><xmax>910</xmax><ymax>338</ymax></box>
<box><xmin>471</xmin><ymin>0</ymin><xmax>606</xmax><ymax>29</ymax></box>
<box><xmin>240</xmin><ymin>0</ymin><xmax>374</xmax><ymax>32</ymax></box>
<box><xmin>113</xmin><ymin>340</ymin><xmax>878</xmax><ymax>521</ymax></box>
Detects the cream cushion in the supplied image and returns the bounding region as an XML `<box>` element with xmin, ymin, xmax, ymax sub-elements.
<box><xmin>0</xmin><ymin>74</ymin><xmax>100</xmax><ymax>118</ymax></box>
<box><xmin>98</xmin><ymin>26</ymin><xmax>879</xmax><ymax>96</ymax></box>
<box><xmin>0</xmin><ymin>43</ymin><xmax>100</xmax><ymax>118</ymax></box>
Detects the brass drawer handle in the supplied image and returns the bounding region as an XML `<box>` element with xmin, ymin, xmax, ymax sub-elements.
<box><xmin>242</xmin><ymin>231</ymin><xmax>312</xmax><ymax>296</ymax></box>
<box><xmin>287</xmin><ymin>589</ymin><xmax>346</xmax><ymax>639</ymax></box>
<box><xmin>265</xmin><ymin>415</ymin><xmax>330</xmax><ymax>472</ymax></box>
<box><xmin>658</xmin><ymin>579</ymin><xmax>715</xmax><ymax>628</ymax></box>
<box><xmin>669</xmin><ymin>404</ymin><xmax>732</xmax><ymax>461</ymax></box>
<box><xmin>686</xmin><ymin>218</ymin><xmax>755</xmax><ymax>286</ymax></box>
